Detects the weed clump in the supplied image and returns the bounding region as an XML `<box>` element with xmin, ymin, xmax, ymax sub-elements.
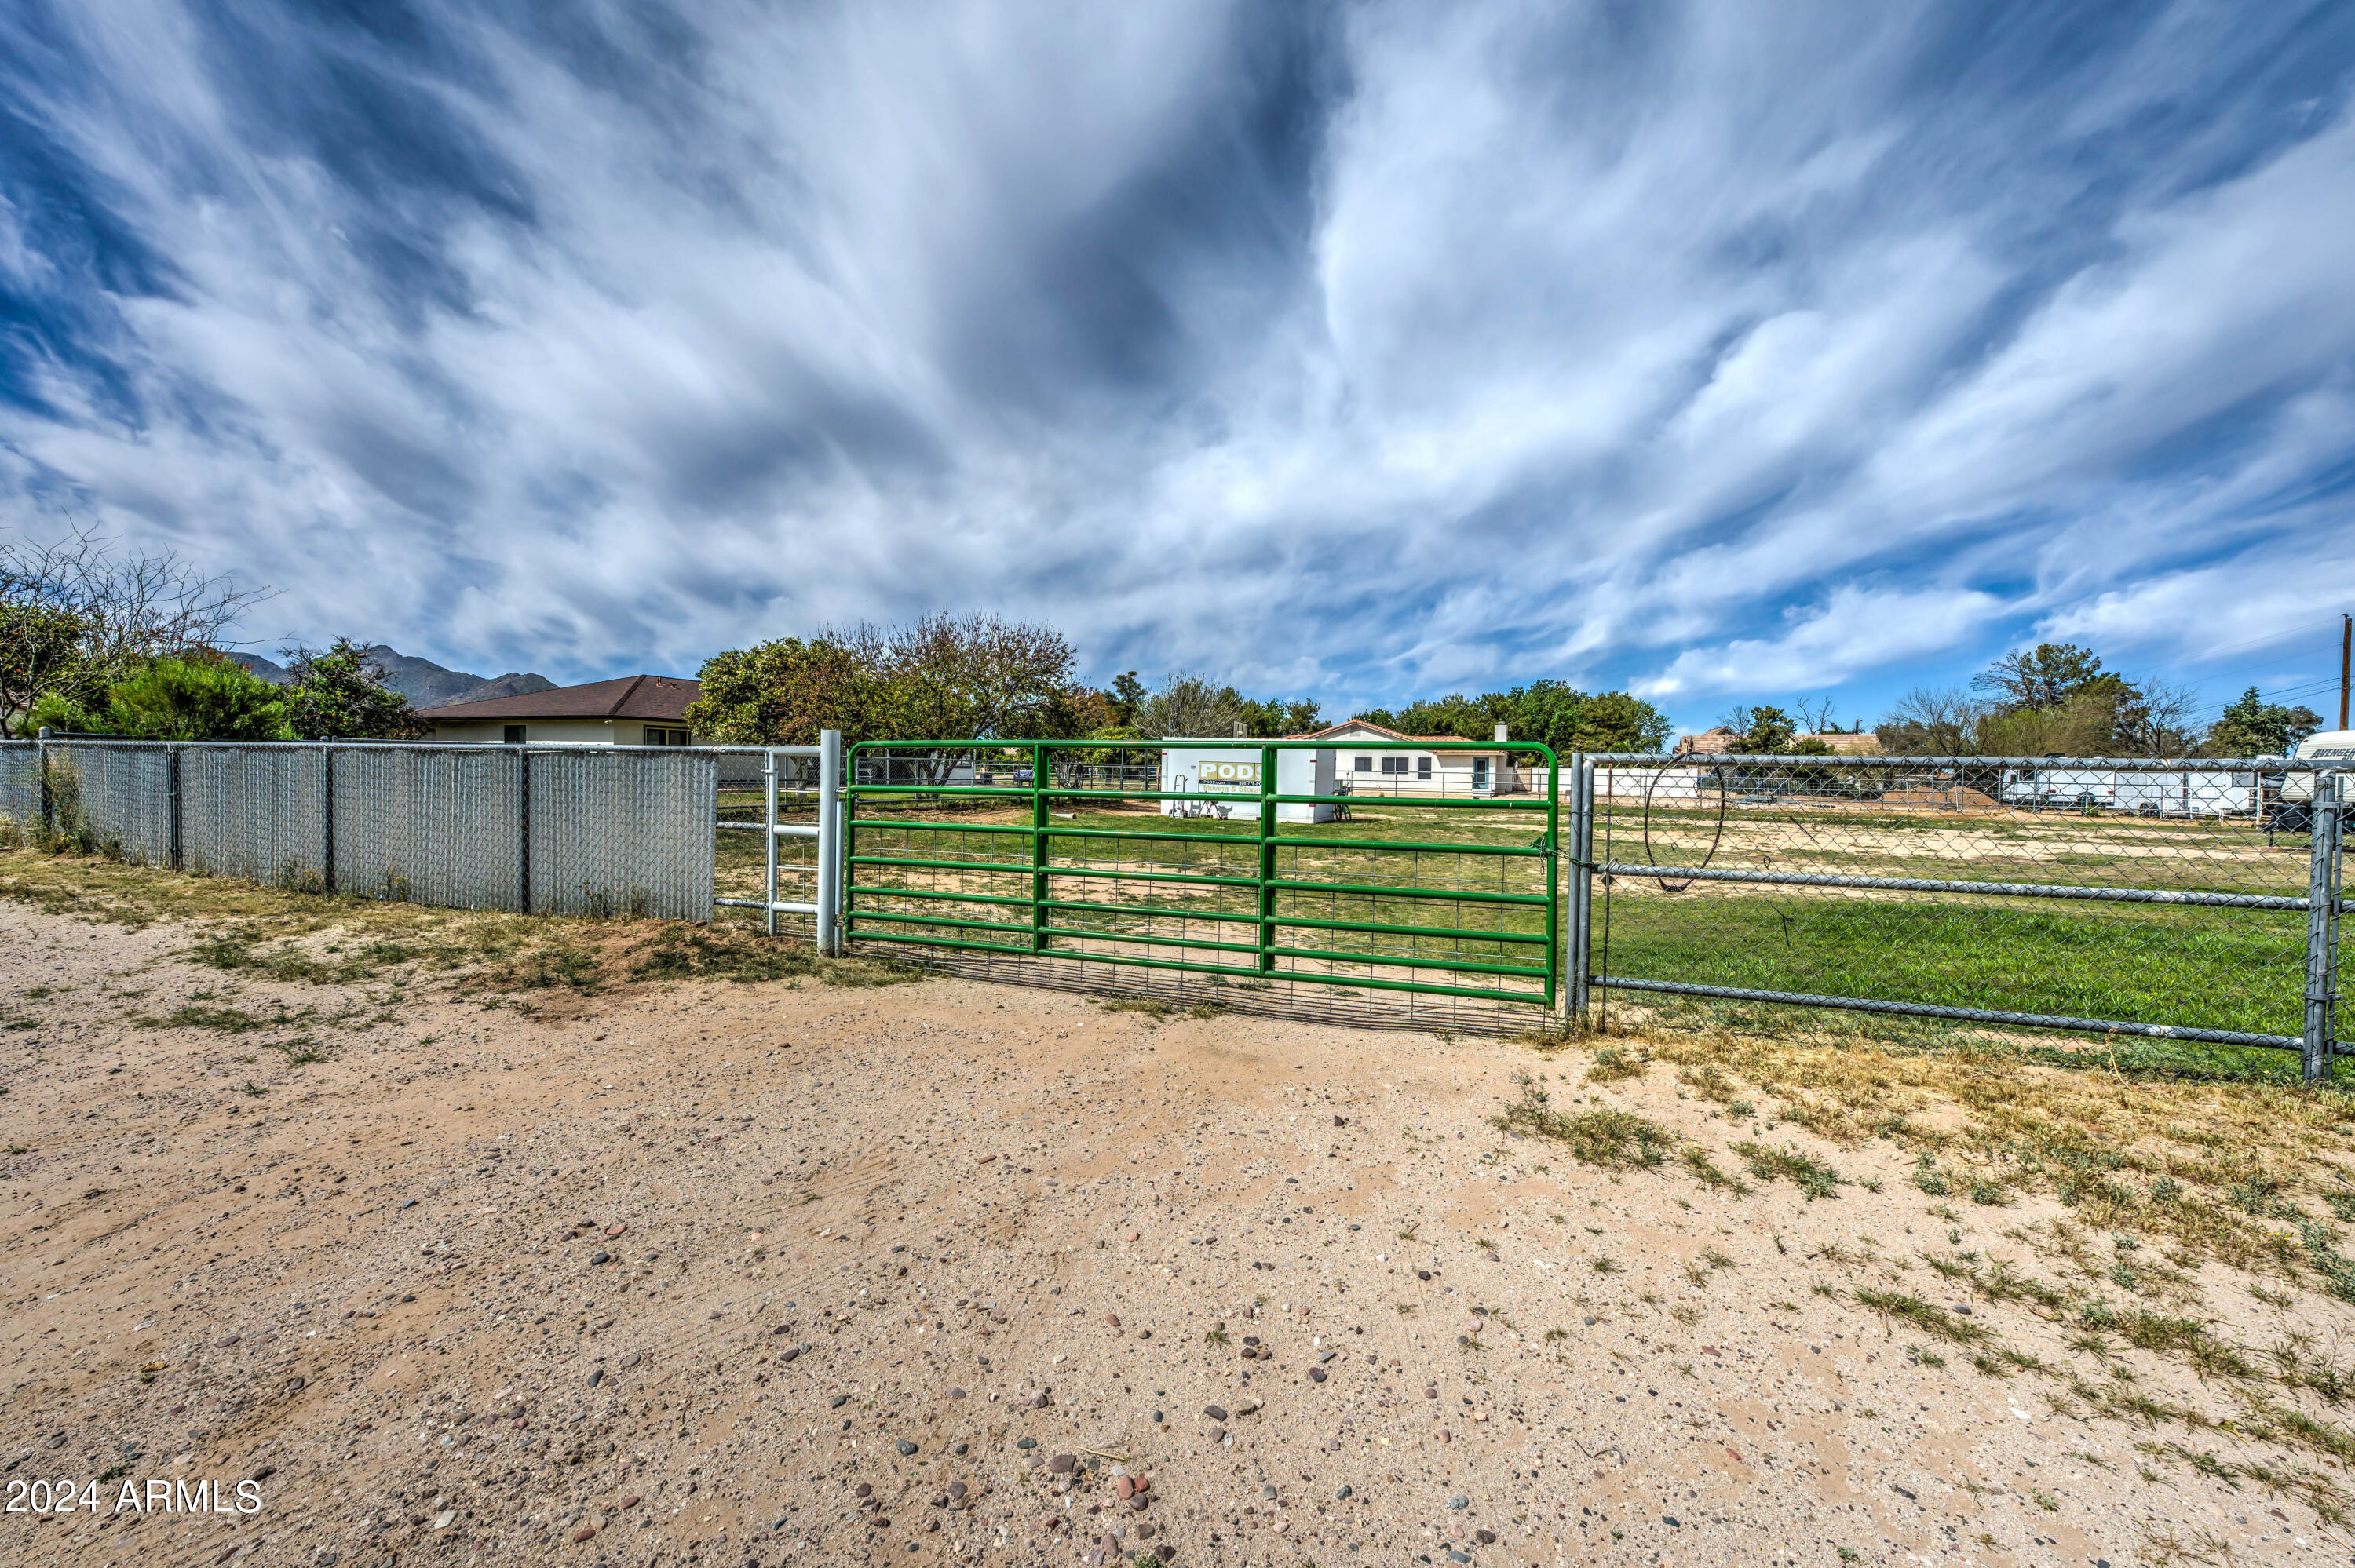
<box><xmin>1732</xmin><ymin>1140</ymin><xmax>1846</xmax><ymax>1200</ymax></box>
<box><xmin>1499</xmin><ymin>1100</ymin><xmax>1671</xmax><ymax>1169</ymax></box>
<box><xmin>1852</xmin><ymin>1289</ymin><xmax>1992</xmax><ymax>1347</ymax></box>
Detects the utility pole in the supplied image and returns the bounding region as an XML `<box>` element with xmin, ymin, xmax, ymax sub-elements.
<box><xmin>2341</xmin><ymin>612</ymin><xmax>2351</xmax><ymax>731</ymax></box>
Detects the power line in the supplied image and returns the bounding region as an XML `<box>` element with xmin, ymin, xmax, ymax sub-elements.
<box><xmin>2180</xmin><ymin>614</ymin><xmax>2342</xmax><ymax>665</ymax></box>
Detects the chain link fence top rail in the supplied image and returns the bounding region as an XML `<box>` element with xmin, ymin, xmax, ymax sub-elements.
<box><xmin>842</xmin><ymin>739</ymin><xmax>1558</xmax><ymax>1032</ymax></box>
<box><xmin>1581</xmin><ymin>752</ymin><xmax>2349</xmax><ymax>1054</ymax></box>
<box><xmin>181</xmin><ymin>745</ymin><xmax>330</xmax><ymax>888</ymax></box>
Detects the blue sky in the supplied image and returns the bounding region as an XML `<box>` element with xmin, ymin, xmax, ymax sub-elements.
<box><xmin>4</xmin><ymin>1</ymin><xmax>2353</xmax><ymax>734</ymax></box>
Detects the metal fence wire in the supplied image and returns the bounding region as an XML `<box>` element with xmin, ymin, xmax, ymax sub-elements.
<box><xmin>528</xmin><ymin>749</ymin><xmax>716</xmax><ymax>921</ymax></box>
<box><xmin>181</xmin><ymin>745</ymin><xmax>330</xmax><ymax>888</ymax></box>
<box><xmin>58</xmin><ymin>742</ymin><xmax>177</xmax><ymax>866</ymax></box>
<box><xmin>334</xmin><ymin>746</ymin><xmax>526</xmax><ymax>910</ymax></box>
<box><xmin>0</xmin><ymin>742</ymin><xmax>40</xmax><ymax>829</ymax></box>
<box><xmin>1577</xmin><ymin>753</ymin><xmax>2350</xmax><ymax>1074</ymax></box>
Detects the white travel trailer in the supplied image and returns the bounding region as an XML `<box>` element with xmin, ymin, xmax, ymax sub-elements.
<box><xmin>1998</xmin><ymin>766</ymin><xmax>2258</xmax><ymax>818</ymax></box>
<box><xmin>2267</xmin><ymin>729</ymin><xmax>2355</xmax><ymax>830</ymax></box>
<box><xmin>2278</xmin><ymin>731</ymin><xmax>2355</xmax><ymax>802</ymax></box>
<box><xmin>1158</xmin><ymin>744</ymin><xmax>1335</xmax><ymax>824</ymax></box>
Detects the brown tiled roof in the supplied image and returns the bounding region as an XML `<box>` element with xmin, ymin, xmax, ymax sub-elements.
<box><xmin>416</xmin><ymin>675</ymin><xmax>699</xmax><ymax>724</ymax></box>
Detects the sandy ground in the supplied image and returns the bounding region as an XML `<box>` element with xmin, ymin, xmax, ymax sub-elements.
<box><xmin>0</xmin><ymin>900</ymin><xmax>2341</xmax><ymax>1568</ymax></box>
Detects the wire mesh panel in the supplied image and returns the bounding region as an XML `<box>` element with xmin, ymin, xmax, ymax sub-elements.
<box><xmin>845</xmin><ymin>739</ymin><xmax>1559</xmax><ymax>1033</ymax></box>
<box><xmin>0</xmin><ymin>742</ymin><xmax>39</xmax><ymax>830</ymax></box>
<box><xmin>529</xmin><ymin>749</ymin><xmax>717</xmax><ymax>921</ymax></box>
<box><xmin>53</xmin><ymin>742</ymin><xmax>174</xmax><ymax>866</ymax></box>
<box><xmin>1585</xmin><ymin>753</ymin><xmax>2347</xmax><ymax>1054</ymax></box>
<box><xmin>334</xmin><ymin>746</ymin><xmax>524</xmax><ymax>910</ymax></box>
<box><xmin>180</xmin><ymin>745</ymin><xmax>329</xmax><ymax>888</ymax></box>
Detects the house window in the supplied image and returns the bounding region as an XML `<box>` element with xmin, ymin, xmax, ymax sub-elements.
<box><xmin>1417</xmin><ymin>757</ymin><xmax>1433</xmax><ymax>780</ymax></box>
<box><xmin>1355</xmin><ymin>756</ymin><xmax>1373</xmax><ymax>772</ymax></box>
<box><xmin>1380</xmin><ymin>757</ymin><xmax>1408</xmax><ymax>774</ymax></box>
<box><xmin>502</xmin><ymin>725</ymin><xmax>526</xmax><ymax>745</ymax></box>
<box><xmin>642</xmin><ymin>727</ymin><xmax>690</xmax><ymax>746</ymax></box>
<box><xmin>1473</xmin><ymin>757</ymin><xmax>1490</xmax><ymax>789</ymax></box>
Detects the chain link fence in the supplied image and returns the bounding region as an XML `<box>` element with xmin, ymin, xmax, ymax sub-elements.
<box><xmin>6</xmin><ymin>739</ymin><xmax>722</xmax><ymax>922</ymax></box>
<box><xmin>0</xmin><ymin>742</ymin><xmax>41</xmax><ymax>827</ymax></box>
<box><xmin>182</xmin><ymin>744</ymin><xmax>330</xmax><ymax>887</ymax></box>
<box><xmin>1574</xmin><ymin>753</ymin><xmax>2349</xmax><ymax>1076</ymax></box>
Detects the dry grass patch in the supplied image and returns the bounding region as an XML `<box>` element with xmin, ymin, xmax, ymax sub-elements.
<box><xmin>1636</xmin><ymin>1024</ymin><xmax>2355</xmax><ymax>1286</ymax></box>
<box><xmin>1496</xmin><ymin>1098</ymin><xmax>1672</xmax><ymax>1169</ymax></box>
<box><xmin>0</xmin><ymin>846</ymin><xmax>926</xmax><ymax>1005</ymax></box>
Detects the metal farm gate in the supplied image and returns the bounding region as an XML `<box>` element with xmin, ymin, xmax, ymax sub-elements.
<box><xmin>841</xmin><ymin>738</ymin><xmax>1561</xmax><ymax>1030</ymax></box>
<box><xmin>1570</xmin><ymin>752</ymin><xmax>2349</xmax><ymax>1079</ymax></box>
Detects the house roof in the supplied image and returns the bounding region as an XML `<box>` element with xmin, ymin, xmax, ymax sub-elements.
<box><xmin>1287</xmin><ymin>720</ymin><xmax>1490</xmax><ymax>745</ymax></box>
<box><xmin>415</xmin><ymin>674</ymin><xmax>700</xmax><ymax>724</ymax></box>
<box><xmin>1674</xmin><ymin>727</ymin><xmax>1884</xmax><ymax>755</ymax></box>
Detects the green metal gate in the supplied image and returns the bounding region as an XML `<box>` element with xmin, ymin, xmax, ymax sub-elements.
<box><xmin>842</xmin><ymin>738</ymin><xmax>1561</xmax><ymax>1023</ymax></box>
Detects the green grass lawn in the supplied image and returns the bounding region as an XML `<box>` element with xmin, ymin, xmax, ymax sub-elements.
<box><xmin>1595</xmin><ymin>888</ymin><xmax>2307</xmax><ymax>1038</ymax></box>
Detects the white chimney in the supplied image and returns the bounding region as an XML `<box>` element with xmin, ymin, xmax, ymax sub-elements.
<box><xmin>1493</xmin><ymin>723</ymin><xmax>1510</xmax><ymax>743</ymax></box>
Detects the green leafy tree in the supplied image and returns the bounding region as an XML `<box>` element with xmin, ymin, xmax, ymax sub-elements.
<box><xmin>1972</xmin><ymin>643</ymin><xmax>2110</xmax><ymax>712</ymax></box>
<box><xmin>2</xmin><ymin>528</ymin><xmax>272</xmax><ymax>732</ymax></box>
<box><xmin>1565</xmin><ymin>690</ymin><xmax>1674</xmax><ymax>753</ymax></box>
<box><xmin>1721</xmin><ymin>704</ymin><xmax>1797</xmax><ymax>753</ymax></box>
<box><xmin>1137</xmin><ymin>673</ymin><xmax>1248</xmax><ymax>738</ymax></box>
<box><xmin>842</xmin><ymin>613</ymin><xmax>1079</xmax><ymax>738</ymax></box>
<box><xmin>1356</xmin><ymin>681</ymin><xmax>1669</xmax><ymax>755</ymax></box>
<box><xmin>282</xmin><ymin>639</ymin><xmax>428</xmax><ymax>739</ymax></box>
<box><xmin>2204</xmin><ymin>687</ymin><xmax>2324</xmax><ymax>757</ymax></box>
<box><xmin>1108</xmin><ymin>671</ymin><xmax>1146</xmax><ymax>727</ymax></box>
<box><xmin>685</xmin><ymin>636</ymin><xmax>884</xmax><ymax>745</ymax></box>
<box><xmin>35</xmin><ymin>655</ymin><xmax>294</xmax><ymax>740</ymax></box>
<box><xmin>1</xmin><ymin>603</ymin><xmax>93</xmax><ymax>732</ymax></box>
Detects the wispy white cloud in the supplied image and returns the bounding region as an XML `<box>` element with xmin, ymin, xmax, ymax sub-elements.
<box><xmin>1</xmin><ymin>0</ymin><xmax>2350</xmax><ymax>731</ymax></box>
<box><xmin>1633</xmin><ymin>584</ymin><xmax>2006</xmax><ymax>701</ymax></box>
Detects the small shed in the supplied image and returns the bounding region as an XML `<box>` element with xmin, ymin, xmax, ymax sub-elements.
<box><xmin>1157</xmin><ymin>743</ymin><xmax>1336</xmax><ymax>823</ymax></box>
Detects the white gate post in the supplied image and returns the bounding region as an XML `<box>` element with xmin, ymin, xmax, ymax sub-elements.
<box><xmin>817</xmin><ymin>730</ymin><xmax>844</xmax><ymax>956</ymax></box>
<box><xmin>762</xmin><ymin>749</ymin><xmax>780</xmax><ymax>937</ymax></box>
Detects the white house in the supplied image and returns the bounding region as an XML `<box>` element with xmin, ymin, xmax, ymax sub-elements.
<box><xmin>1292</xmin><ymin>720</ymin><xmax>1510</xmax><ymax>797</ymax></box>
<box><xmin>1157</xmin><ymin>742</ymin><xmax>1336</xmax><ymax>823</ymax></box>
<box><xmin>415</xmin><ymin>674</ymin><xmax>702</xmax><ymax>746</ymax></box>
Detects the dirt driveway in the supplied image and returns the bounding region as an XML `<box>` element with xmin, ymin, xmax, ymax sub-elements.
<box><xmin>1</xmin><ymin>867</ymin><xmax>2349</xmax><ymax>1567</ymax></box>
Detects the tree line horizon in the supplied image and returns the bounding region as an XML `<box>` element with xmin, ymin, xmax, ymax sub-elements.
<box><xmin>1</xmin><ymin>537</ymin><xmax>2332</xmax><ymax>757</ymax></box>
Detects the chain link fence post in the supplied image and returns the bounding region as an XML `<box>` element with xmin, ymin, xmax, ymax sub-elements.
<box><xmin>2306</xmin><ymin>769</ymin><xmax>2346</xmax><ymax>1085</ymax></box>
<box><xmin>1569</xmin><ymin>751</ymin><xmax>1590</xmax><ymax>1023</ymax></box>
<box><xmin>816</xmin><ymin>729</ymin><xmax>843</xmax><ymax>955</ymax></box>
<box><xmin>167</xmin><ymin>744</ymin><xmax>184</xmax><ymax>871</ymax></box>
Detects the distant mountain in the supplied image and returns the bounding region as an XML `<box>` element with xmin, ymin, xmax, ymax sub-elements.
<box><xmin>233</xmin><ymin>652</ymin><xmax>292</xmax><ymax>684</ymax></box>
<box><xmin>358</xmin><ymin>647</ymin><xmax>557</xmax><ymax>707</ymax></box>
<box><xmin>228</xmin><ymin>647</ymin><xmax>557</xmax><ymax>708</ymax></box>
